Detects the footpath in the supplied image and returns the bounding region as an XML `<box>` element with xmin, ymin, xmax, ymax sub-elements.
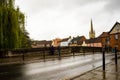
<box><xmin>69</xmin><ymin>59</ymin><xmax>120</xmax><ymax>80</ymax></box>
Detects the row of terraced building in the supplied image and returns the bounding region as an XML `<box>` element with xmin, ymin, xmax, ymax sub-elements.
<box><xmin>31</xmin><ymin>21</ymin><xmax>120</xmax><ymax>51</ymax></box>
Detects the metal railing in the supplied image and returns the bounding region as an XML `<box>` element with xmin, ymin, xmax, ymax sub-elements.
<box><xmin>0</xmin><ymin>46</ymin><xmax>103</xmax><ymax>65</ymax></box>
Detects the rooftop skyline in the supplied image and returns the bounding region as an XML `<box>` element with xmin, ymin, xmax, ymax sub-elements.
<box><xmin>15</xmin><ymin>0</ymin><xmax>120</xmax><ymax>40</ymax></box>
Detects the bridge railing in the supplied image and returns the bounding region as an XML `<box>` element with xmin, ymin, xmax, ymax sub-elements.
<box><xmin>0</xmin><ymin>46</ymin><xmax>105</xmax><ymax>64</ymax></box>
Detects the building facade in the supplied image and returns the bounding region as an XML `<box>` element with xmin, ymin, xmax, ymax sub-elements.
<box><xmin>69</xmin><ymin>36</ymin><xmax>86</xmax><ymax>46</ymax></box>
<box><xmin>99</xmin><ymin>32</ymin><xmax>110</xmax><ymax>48</ymax></box>
<box><xmin>109</xmin><ymin>22</ymin><xmax>120</xmax><ymax>51</ymax></box>
<box><xmin>83</xmin><ymin>37</ymin><xmax>102</xmax><ymax>47</ymax></box>
<box><xmin>60</xmin><ymin>36</ymin><xmax>72</xmax><ymax>46</ymax></box>
<box><xmin>100</xmin><ymin>22</ymin><xmax>120</xmax><ymax>51</ymax></box>
<box><xmin>52</xmin><ymin>38</ymin><xmax>61</xmax><ymax>47</ymax></box>
<box><xmin>31</xmin><ymin>40</ymin><xmax>52</xmax><ymax>48</ymax></box>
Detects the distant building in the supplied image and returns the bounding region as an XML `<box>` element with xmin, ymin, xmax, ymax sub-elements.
<box><xmin>82</xmin><ymin>19</ymin><xmax>101</xmax><ymax>47</ymax></box>
<box><xmin>31</xmin><ymin>40</ymin><xmax>52</xmax><ymax>48</ymax></box>
<box><xmin>69</xmin><ymin>36</ymin><xmax>86</xmax><ymax>46</ymax></box>
<box><xmin>52</xmin><ymin>38</ymin><xmax>61</xmax><ymax>47</ymax></box>
<box><xmin>83</xmin><ymin>37</ymin><xmax>102</xmax><ymax>47</ymax></box>
<box><xmin>99</xmin><ymin>32</ymin><xmax>109</xmax><ymax>47</ymax></box>
<box><xmin>89</xmin><ymin>19</ymin><xmax>95</xmax><ymax>39</ymax></box>
<box><xmin>60</xmin><ymin>36</ymin><xmax>72</xmax><ymax>46</ymax></box>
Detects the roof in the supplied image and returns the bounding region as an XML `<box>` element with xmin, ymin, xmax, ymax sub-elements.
<box><xmin>60</xmin><ymin>38</ymin><xmax>70</xmax><ymax>42</ymax></box>
<box><xmin>71</xmin><ymin>36</ymin><xmax>86</xmax><ymax>45</ymax></box>
<box><xmin>85</xmin><ymin>37</ymin><xmax>101</xmax><ymax>44</ymax></box>
<box><xmin>33</xmin><ymin>40</ymin><xmax>52</xmax><ymax>45</ymax></box>
<box><xmin>98</xmin><ymin>32</ymin><xmax>109</xmax><ymax>38</ymax></box>
<box><xmin>109</xmin><ymin>22</ymin><xmax>120</xmax><ymax>34</ymax></box>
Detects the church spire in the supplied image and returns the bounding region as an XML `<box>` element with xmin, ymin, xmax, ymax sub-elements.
<box><xmin>91</xmin><ymin>19</ymin><xmax>94</xmax><ymax>33</ymax></box>
<box><xmin>89</xmin><ymin>19</ymin><xmax>95</xmax><ymax>39</ymax></box>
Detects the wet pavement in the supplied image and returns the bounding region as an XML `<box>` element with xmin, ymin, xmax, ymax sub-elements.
<box><xmin>0</xmin><ymin>53</ymin><xmax>115</xmax><ymax>80</ymax></box>
<box><xmin>68</xmin><ymin>57</ymin><xmax>120</xmax><ymax>80</ymax></box>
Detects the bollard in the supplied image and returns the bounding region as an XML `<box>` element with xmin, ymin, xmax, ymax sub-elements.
<box><xmin>115</xmin><ymin>47</ymin><xmax>117</xmax><ymax>65</ymax></box>
<box><xmin>103</xmin><ymin>71</ymin><xmax>106</xmax><ymax>79</ymax></box>
<box><xmin>102</xmin><ymin>47</ymin><xmax>105</xmax><ymax>71</ymax></box>
<box><xmin>115</xmin><ymin>47</ymin><xmax>118</xmax><ymax>72</ymax></box>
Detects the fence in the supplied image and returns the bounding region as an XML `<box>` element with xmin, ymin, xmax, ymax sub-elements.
<box><xmin>0</xmin><ymin>46</ymin><xmax>103</xmax><ymax>64</ymax></box>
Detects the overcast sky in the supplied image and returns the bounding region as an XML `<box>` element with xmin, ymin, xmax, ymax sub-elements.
<box><xmin>15</xmin><ymin>0</ymin><xmax>120</xmax><ymax>40</ymax></box>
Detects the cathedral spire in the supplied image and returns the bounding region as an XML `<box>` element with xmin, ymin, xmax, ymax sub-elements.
<box><xmin>89</xmin><ymin>19</ymin><xmax>95</xmax><ymax>39</ymax></box>
<box><xmin>91</xmin><ymin>19</ymin><xmax>94</xmax><ymax>33</ymax></box>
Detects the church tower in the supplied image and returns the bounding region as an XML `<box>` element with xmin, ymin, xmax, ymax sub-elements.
<box><xmin>89</xmin><ymin>19</ymin><xmax>95</xmax><ymax>39</ymax></box>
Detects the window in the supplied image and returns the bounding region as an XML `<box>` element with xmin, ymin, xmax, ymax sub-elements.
<box><xmin>74</xmin><ymin>41</ymin><xmax>77</xmax><ymax>44</ymax></box>
<box><xmin>115</xmin><ymin>34</ymin><xmax>118</xmax><ymax>40</ymax></box>
<box><xmin>106</xmin><ymin>37</ymin><xmax>110</xmax><ymax>41</ymax></box>
<box><xmin>106</xmin><ymin>37</ymin><xmax>110</xmax><ymax>45</ymax></box>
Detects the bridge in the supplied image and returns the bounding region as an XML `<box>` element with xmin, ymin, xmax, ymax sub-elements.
<box><xmin>0</xmin><ymin>46</ymin><xmax>104</xmax><ymax>64</ymax></box>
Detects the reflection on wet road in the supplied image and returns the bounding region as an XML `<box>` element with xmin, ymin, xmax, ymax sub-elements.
<box><xmin>0</xmin><ymin>53</ymin><xmax>114</xmax><ymax>80</ymax></box>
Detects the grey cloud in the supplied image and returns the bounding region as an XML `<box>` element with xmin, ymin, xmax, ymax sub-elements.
<box><xmin>26</xmin><ymin>0</ymin><xmax>104</xmax><ymax>14</ymax></box>
<box><xmin>104</xmin><ymin>0</ymin><xmax>120</xmax><ymax>12</ymax></box>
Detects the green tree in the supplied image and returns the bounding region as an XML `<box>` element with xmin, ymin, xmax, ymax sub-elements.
<box><xmin>0</xmin><ymin>0</ymin><xmax>30</xmax><ymax>49</ymax></box>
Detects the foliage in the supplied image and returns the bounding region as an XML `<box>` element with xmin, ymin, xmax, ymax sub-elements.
<box><xmin>0</xmin><ymin>0</ymin><xmax>30</xmax><ymax>49</ymax></box>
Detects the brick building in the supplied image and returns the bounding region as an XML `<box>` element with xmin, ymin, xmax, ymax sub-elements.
<box><xmin>100</xmin><ymin>22</ymin><xmax>120</xmax><ymax>51</ymax></box>
<box><xmin>108</xmin><ymin>22</ymin><xmax>120</xmax><ymax>51</ymax></box>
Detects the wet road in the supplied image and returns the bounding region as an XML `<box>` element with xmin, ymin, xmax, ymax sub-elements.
<box><xmin>0</xmin><ymin>53</ymin><xmax>114</xmax><ymax>80</ymax></box>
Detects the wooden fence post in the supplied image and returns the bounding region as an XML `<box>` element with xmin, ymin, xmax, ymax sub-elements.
<box><xmin>73</xmin><ymin>47</ymin><xmax>75</xmax><ymax>57</ymax></box>
<box><xmin>43</xmin><ymin>48</ymin><xmax>46</xmax><ymax>62</ymax></box>
<box><xmin>22</xmin><ymin>50</ymin><xmax>25</xmax><ymax>64</ymax></box>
